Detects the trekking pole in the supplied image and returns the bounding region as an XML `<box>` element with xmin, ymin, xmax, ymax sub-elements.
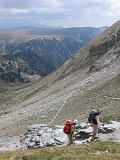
<box><xmin>98</xmin><ymin>125</ymin><xmax>106</xmax><ymax>132</ymax></box>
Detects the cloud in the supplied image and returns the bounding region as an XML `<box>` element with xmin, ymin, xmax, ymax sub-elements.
<box><xmin>0</xmin><ymin>0</ymin><xmax>119</xmax><ymax>28</ymax></box>
<box><xmin>0</xmin><ymin>0</ymin><xmax>63</xmax><ymax>9</ymax></box>
<box><xmin>10</xmin><ymin>9</ymin><xmax>30</xmax><ymax>14</ymax></box>
<box><xmin>106</xmin><ymin>0</ymin><xmax>120</xmax><ymax>16</ymax></box>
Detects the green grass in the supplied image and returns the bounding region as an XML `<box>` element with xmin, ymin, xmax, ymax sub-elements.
<box><xmin>0</xmin><ymin>141</ymin><xmax>120</xmax><ymax>160</ymax></box>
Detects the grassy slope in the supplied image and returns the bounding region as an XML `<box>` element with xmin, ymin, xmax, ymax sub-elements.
<box><xmin>0</xmin><ymin>141</ymin><xmax>120</xmax><ymax>160</ymax></box>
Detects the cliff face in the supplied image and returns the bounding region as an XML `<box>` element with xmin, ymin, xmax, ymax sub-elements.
<box><xmin>89</xmin><ymin>27</ymin><xmax>120</xmax><ymax>60</ymax></box>
<box><xmin>0</xmin><ymin>55</ymin><xmax>35</xmax><ymax>82</ymax></box>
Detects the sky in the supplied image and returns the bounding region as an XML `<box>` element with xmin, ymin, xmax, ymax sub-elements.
<box><xmin>0</xmin><ymin>0</ymin><xmax>120</xmax><ymax>28</ymax></box>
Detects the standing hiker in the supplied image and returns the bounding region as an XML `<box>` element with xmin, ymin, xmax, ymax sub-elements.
<box><xmin>88</xmin><ymin>109</ymin><xmax>102</xmax><ymax>141</ymax></box>
<box><xmin>63</xmin><ymin>119</ymin><xmax>79</xmax><ymax>145</ymax></box>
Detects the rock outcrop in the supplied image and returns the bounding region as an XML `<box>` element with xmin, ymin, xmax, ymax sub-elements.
<box><xmin>23</xmin><ymin>121</ymin><xmax>120</xmax><ymax>149</ymax></box>
<box><xmin>0</xmin><ymin>121</ymin><xmax>119</xmax><ymax>151</ymax></box>
<box><xmin>0</xmin><ymin>55</ymin><xmax>39</xmax><ymax>83</ymax></box>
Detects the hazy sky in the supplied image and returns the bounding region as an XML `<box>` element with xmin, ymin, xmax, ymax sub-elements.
<box><xmin>0</xmin><ymin>0</ymin><xmax>120</xmax><ymax>28</ymax></box>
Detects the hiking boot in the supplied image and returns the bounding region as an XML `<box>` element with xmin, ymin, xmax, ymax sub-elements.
<box><xmin>94</xmin><ymin>137</ymin><xmax>99</xmax><ymax>139</ymax></box>
<box><xmin>91</xmin><ymin>138</ymin><xmax>95</xmax><ymax>142</ymax></box>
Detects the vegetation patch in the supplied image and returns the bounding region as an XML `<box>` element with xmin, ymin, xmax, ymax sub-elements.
<box><xmin>0</xmin><ymin>141</ymin><xmax>120</xmax><ymax>160</ymax></box>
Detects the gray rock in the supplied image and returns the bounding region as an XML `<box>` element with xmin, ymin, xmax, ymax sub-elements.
<box><xmin>21</xmin><ymin>121</ymin><xmax>120</xmax><ymax>148</ymax></box>
<box><xmin>23</xmin><ymin>124</ymin><xmax>68</xmax><ymax>148</ymax></box>
<box><xmin>79</xmin><ymin>122</ymin><xmax>89</xmax><ymax>129</ymax></box>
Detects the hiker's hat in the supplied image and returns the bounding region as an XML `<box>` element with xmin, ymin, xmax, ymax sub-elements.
<box><xmin>66</xmin><ymin>120</ymin><xmax>73</xmax><ymax>125</ymax></box>
<box><xmin>91</xmin><ymin>109</ymin><xmax>97</xmax><ymax>112</ymax></box>
<box><xmin>73</xmin><ymin>119</ymin><xmax>78</xmax><ymax>124</ymax></box>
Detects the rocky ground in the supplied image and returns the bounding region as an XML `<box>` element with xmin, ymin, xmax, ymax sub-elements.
<box><xmin>0</xmin><ymin>121</ymin><xmax>120</xmax><ymax>151</ymax></box>
<box><xmin>0</xmin><ymin>136</ymin><xmax>24</xmax><ymax>151</ymax></box>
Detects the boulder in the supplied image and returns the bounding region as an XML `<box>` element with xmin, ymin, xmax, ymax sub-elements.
<box><xmin>23</xmin><ymin>124</ymin><xmax>68</xmax><ymax>148</ymax></box>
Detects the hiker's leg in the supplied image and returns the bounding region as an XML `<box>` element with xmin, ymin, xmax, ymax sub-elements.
<box><xmin>92</xmin><ymin>124</ymin><xmax>98</xmax><ymax>139</ymax></box>
<box><xmin>67</xmin><ymin>134</ymin><xmax>73</xmax><ymax>144</ymax></box>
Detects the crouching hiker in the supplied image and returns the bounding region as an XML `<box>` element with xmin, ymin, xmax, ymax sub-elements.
<box><xmin>63</xmin><ymin>119</ymin><xmax>79</xmax><ymax>145</ymax></box>
<box><xmin>88</xmin><ymin>109</ymin><xmax>102</xmax><ymax>141</ymax></box>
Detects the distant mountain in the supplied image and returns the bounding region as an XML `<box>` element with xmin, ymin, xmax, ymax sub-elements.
<box><xmin>26</xmin><ymin>26</ymin><xmax>107</xmax><ymax>44</ymax></box>
<box><xmin>0</xmin><ymin>23</ymin><xmax>59</xmax><ymax>30</ymax></box>
<box><xmin>0</xmin><ymin>26</ymin><xmax>107</xmax><ymax>84</ymax></box>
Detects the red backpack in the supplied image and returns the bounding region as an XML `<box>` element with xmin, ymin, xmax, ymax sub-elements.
<box><xmin>63</xmin><ymin>124</ymin><xmax>71</xmax><ymax>134</ymax></box>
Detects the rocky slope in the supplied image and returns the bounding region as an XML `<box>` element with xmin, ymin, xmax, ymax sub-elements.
<box><xmin>0</xmin><ymin>21</ymin><xmax>119</xmax><ymax>136</ymax></box>
<box><xmin>0</xmin><ymin>55</ymin><xmax>39</xmax><ymax>83</ymax></box>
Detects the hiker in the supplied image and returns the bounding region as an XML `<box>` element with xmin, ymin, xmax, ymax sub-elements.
<box><xmin>63</xmin><ymin>119</ymin><xmax>79</xmax><ymax>145</ymax></box>
<box><xmin>72</xmin><ymin>119</ymin><xmax>80</xmax><ymax>133</ymax></box>
<box><xmin>72</xmin><ymin>119</ymin><xmax>81</xmax><ymax>139</ymax></box>
<box><xmin>88</xmin><ymin>109</ymin><xmax>102</xmax><ymax>141</ymax></box>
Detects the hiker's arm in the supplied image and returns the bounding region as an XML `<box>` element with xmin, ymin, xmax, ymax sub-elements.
<box><xmin>96</xmin><ymin>115</ymin><xmax>100</xmax><ymax>124</ymax></box>
<box><xmin>73</xmin><ymin>125</ymin><xmax>81</xmax><ymax>137</ymax></box>
<box><xmin>73</xmin><ymin>131</ymin><xmax>80</xmax><ymax>137</ymax></box>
